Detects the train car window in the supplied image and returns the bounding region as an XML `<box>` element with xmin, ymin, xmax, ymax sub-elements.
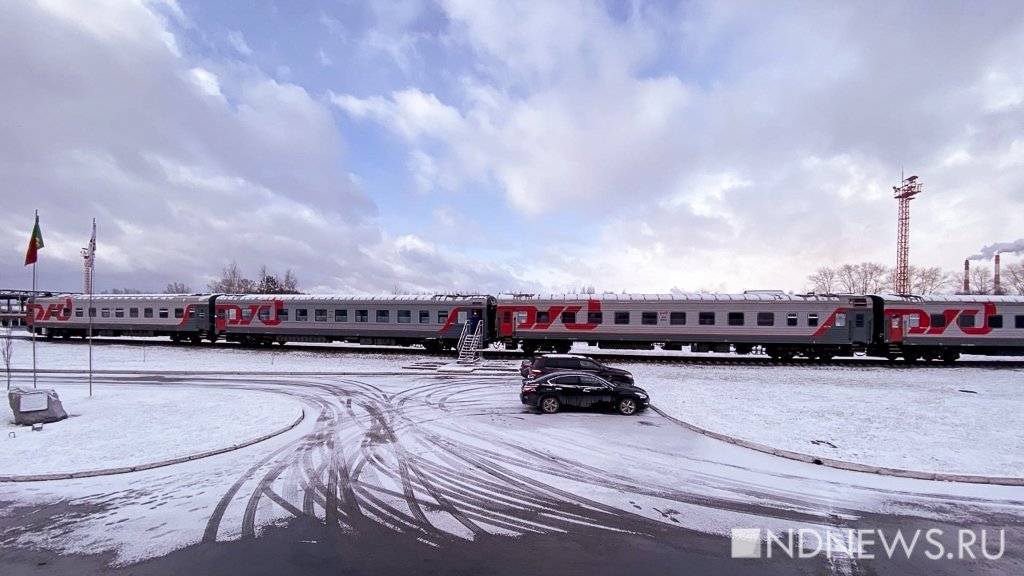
<box><xmin>958</xmin><ymin>314</ymin><xmax>976</xmax><ymax>329</ymax></box>
<box><xmin>757</xmin><ymin>312</ymin><xmax>774</xmax><ymax>326</ymax></box>
<box><xmin>144</xmin><ymin>308</ymin><xmax>153</xmax><ymax>318</ymax></box>
<box><xmin>855</xmin><ymin>313</ymin><xmax>865</xmax><ymax>327</ymax></box>
<box><xmin>642</xmin><ymin>312</ymin><xmax>658</xmax><ymax>325</ymax></box>
<box><xmin>537</xmin><ymin>311</ymin><xmax>551</xmax><ymax>323</ymax></box>
<box><xmin>75</xmin><ymin>309</ymin><xmax>84</xmax><ymax>318</ymax></box>
<box><xmin>175</xmin><ymin>308</ymin><xmax>185</xmax><ymax>319</ymax></box>
<box><xmin>335</xmin><ymin>309</ymin><xmax>348</xmax><ymax>322</ymax></box>
<box><xmin>278</xmin><ymin>309</ymin><xmax>290</xmax><ymax>321</ymax></box>
<box><xmin>988</xmin><ymin>315</ymin><xmax>1003</xmax><ymax>329</ymax></box>
<box><xmin>561</xmin><ymin>310</ymin><xmax>576</xmax><ymax>324</ymax></box>
<box><xmin>257</xmin><ymin>308</ymin><xmax>270</xmax><ymax>321</ymax></box>
<box><xmin>834</xmin><ymin>313</ymin><xmax>846</xmax><ymax>327</ymax></box>
<box><xmin>727</xmin><ymin>312</ymin><xmax>744</xmax><ymax>326</ymax></box>
<box><xmin>588</xmin><ymin>311</ymin><xmax>603</xmax><ymax>324</ymax></box>
<box><xmin>295</xmin><ymin>309</ymin><xmax>309</xmax><ymax>322</ymax></box>
<box><xmin>438</xmin><ymin>311</ymin><xmax>448</xmax><ymax>324</ymax></box>
<box><xmin>129</xmin><ymin>308</ymin><xmax>139</xmax><ymax>318</ymax></box>
<box><xmin>670</xmin><ymin>312</ymin><xmax>686</xmax><ymax>325</ymax></box>
<box><xmin>1016</xmin><ymin>315</ymin><xmax>1024</xmax><ymax>329</ymax></box>
<box><xmin>930</xmin><ymin>313</ymin><xmax>946</xmax><ymax>328</ymax></box>
<box><xmin>241</xmin><ymin>309</ymin><xmax>252</xmax><ymax>321</ymax></box>
<box><xmin>398</xmin><ymin>310</ymin><xmax>411</xmax><ymax>323</ymax></box>
<box><xmin>614</xmin><ymin>311</ymin><xmax>630</xmax><ymax>325</ymax></box>
<box><xmin>356</xmin><ymin>310</ymin><xmax>368</xmax><ymax>322</ymax></box>
<box><xmin>115</xmin><ymin>308</ymin><xmax>125</xmax><ymax>318</ymax></box>
<box><xmin>315</xmin><ymin>309</ymin><xmax>328</xmax><ymax>322</ymax></box>
<box><xmin>159</xmin><ymin>309</ymin><xmax>169</xmax><ymax>319</ymax></box>
<box><xmin>698</xmin><ymin>312</ymin><xmax>715</xmax><ymax>326</ymax></box>
<box><xmin>421</xmin><ymin>310</ymin><xmax>430</xmax><ymax>324</ymax></box>
<box><xmin>907</xmin><ymin>314</ymin><xmax>920</xmax><ymax>328</ymax></box>
<box><xmin>807</xmin><ymin>313</ymin><xmax>819</xmax><ymax>327</ymax></box>
<box><xmin>89</xmin><ymin>308</ymin><xmax>97</xmax><ymax>318</ymax></box>
<box><xmin>101</xmin><ymin>309</ymin><xmax>111</xmax><ymax>318</ymax></box>
<box><xmin>786</xmin><ymin>313</ymin><xmax>798</xmax><ymax>326</ymax></box>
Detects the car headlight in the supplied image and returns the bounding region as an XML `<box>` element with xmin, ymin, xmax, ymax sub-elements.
<box><xmin>635</xmin><ymin>393</ymin><xmax>647</xmax><ymax>399</ymax></box>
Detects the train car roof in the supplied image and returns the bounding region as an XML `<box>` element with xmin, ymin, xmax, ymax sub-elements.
<box><xmin>217</xmin><ymin>294</ymin><xmax>493</xmax><ymax>303</ymax></box>
<box><xmin>878</xmin><ymin>293</ymin><xmax>1024</xmax><ymax>304</ymax></box>
<box><xmin>36</xmin><ymin>293</ymin><xmax>211</xmax><ymax>301</ymax></box>
<box><xmin>496</xmin><ymin>292</ymin><xmax>859</xmax><ymax>303</ymax></box>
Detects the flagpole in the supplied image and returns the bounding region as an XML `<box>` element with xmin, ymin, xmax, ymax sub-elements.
<box><xmin>25</xmin><ymin>209</ymin><xmax>43</xmax><ymax>390</ymax></box>
<box><xmin>31</xmin><ymin>259</ymin><xmax>37</xmax><ymax>389</ymax></box>
<box><xmin>88</xmin><ymin>218</ymin><xmax>95</xmax><ymax>397</ymax></box>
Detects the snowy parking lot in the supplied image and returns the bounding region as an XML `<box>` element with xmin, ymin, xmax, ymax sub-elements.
<box><xmin>3</xmin><ymin>338</ymin><xmax>1023</xmax><ymax>479</ymax></box>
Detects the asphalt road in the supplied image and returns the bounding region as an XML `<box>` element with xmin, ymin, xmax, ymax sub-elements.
<box><xmin>1</xmin><ymin>371</ymin><xmax>1022</xmax><ymax>575</ymax></box>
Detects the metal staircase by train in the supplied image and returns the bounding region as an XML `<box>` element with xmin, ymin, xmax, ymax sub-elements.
<box><xmin>456</xmin><ymin>321</ymin><xmax>483</xmax><ymax>364</ymax></box>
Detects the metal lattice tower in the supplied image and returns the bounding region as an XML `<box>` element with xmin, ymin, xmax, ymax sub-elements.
<box><xmin>893</xmin><ymin>174</ymin><xmax>923</xmax><ymax>294</ymax></box>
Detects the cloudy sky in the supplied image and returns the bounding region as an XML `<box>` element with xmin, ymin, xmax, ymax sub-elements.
<box><xmin>2</xmin><ymin>0</ymin><xmax>1023</xmax><ymax>296</ymax></box>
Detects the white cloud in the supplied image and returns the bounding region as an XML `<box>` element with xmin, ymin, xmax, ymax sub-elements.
<box><xmin>188</xmin><ymin>67</ymin><xmax>224</xmax><ymax>100</ymax></box>
<box><xmin>226</xmin><ymin>30</ymin><xmax>252</xmax><ymax>57</ymax></box>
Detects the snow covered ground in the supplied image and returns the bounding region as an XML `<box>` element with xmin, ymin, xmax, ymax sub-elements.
<box><xmin>2</xmin><ymin>337</ymin><xmax>1022</xmax><ymax>479</ymax></box>
<box><xmin>1</xmin><ymin>385</ymin><xmax>302</xmax><ymax>476</ymax></box>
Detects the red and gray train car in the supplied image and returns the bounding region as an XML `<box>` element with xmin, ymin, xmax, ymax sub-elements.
<box><xmin>496</xmin><ymin>293</ymin><xmax>876</xmax><ymax>359</ymax></box>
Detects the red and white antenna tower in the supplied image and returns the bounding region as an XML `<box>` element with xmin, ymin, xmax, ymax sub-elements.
<box><xmin>893</xmin><ymin>174</ymin><xmax>923</xmax><ymax>294</ymax></box>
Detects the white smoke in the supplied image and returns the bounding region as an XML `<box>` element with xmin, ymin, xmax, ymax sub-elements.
<box><xmin>968</xmin><ymin>239</ymin><xmax>1024</xmax><ymax>260</ymax></box>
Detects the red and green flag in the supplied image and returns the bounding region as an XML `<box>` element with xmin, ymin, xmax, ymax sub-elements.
<box><xmin>24</xmin><ymin>214</ymin><xmax>44</xmax><ymax>266</ymax></box>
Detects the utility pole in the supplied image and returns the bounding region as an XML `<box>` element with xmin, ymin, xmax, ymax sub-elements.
<box><xmin>893</xmin><ymin>174</ymin><xmax>923</xmax><ymax>294</ymax></box>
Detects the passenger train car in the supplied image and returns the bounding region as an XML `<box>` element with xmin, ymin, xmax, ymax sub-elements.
<box><xmin>495</xmin><ymin>292</ymin><xmax>878</xmax><ymax>360</ymax></box>
<box><xmin>24</xmin><ymin>291</ymin><xmax>1024</xmax><ymax>362</ymax></box>
<box><xmin>25</xmin><ymin>294</ymin><xmax>217</xmax><ymax>343</ymax></box>
<box><xmin>875</xmin><ymin>294</ymin><xmax>1024</xmax><ymax>361</ymax></box>
<box><xmin>214</xmin><ymin>294</ymin><xmax>494</xmax><ymax>351</ymax></box>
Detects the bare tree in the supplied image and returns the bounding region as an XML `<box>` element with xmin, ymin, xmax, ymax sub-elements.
<box><xmin>164</xmin><ymin>282</ymin><xmax>191</xmax><ymax>294</ymax></box>
<box><xmin>807</xmin><ymin>267</ymin><xmax>838</xmax><ymax>293</ymax></box>
<box><xmin>838</xmin><ymin>262</ymin><xmax>890</xmax><ymax>294</ymax></box>
<box><xmin>968</xmin><ymin>265</ymin><xmax>994</xmax><ymax>295</ymax></box>
<box><xmin>1004</xmin><ymin>261</ymin><xmax>1024</xmax><ymax>295</ymax></box>
<box><xmin>208</xmin><ymin>262</ymin><xmax>256</xmax><ymax>293</ymax></box>
<box><xmin>208</xmin><ymin>263</ymin><xmax>298</xmax><ymax>294</ymax></box>
<box><xmin>281</xmin><ymin>269</ymin><xmax>299</xmax><ymax>293</ymax></box>
<box><xmin>909</xmin><ymin>266</ymin><xmax>947</xmax><ymax>295</ymax></box>
<box><xmin>2</xmin><ymin>325</ymin><xmax>13</xmax><ymax>390</ymax></box>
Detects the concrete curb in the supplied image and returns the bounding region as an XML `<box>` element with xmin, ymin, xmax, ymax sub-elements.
<box><xmin>0</xmin><ymin>409</ymin><xmax>306</xmax><ymax>483</ymax></box>
<box><xmin>649</xmin><ymin>405</ymin><xmax>1024</xmax><ymax>486</ymax></box>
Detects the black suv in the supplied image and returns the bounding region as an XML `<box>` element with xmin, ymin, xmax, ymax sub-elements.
<box><xmin>521</xmin><ymin>372</ymin><xmax>649</xmax><ymax>415</ymax></box>
<box><xmin>521</xmin><ymin>354</ymin><xmax>634</xmax><ymax>385</ymax></box>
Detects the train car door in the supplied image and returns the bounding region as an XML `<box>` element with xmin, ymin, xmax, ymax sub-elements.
<box><xmin>849</xmin><ymin>311</ymin><xmax>871</xmax><ymax>344</ymax></box>
<box><xmin>887</xmin><ymin>313</ymin><xmax>904</xmax><ymax>344</ymax></box>
<box><xmin>499</xmin><ymin>308</ymin><xmax>515</xmax><ymax>338</ymax></box>
<box><xmin>497</xmin><ymin>307</ymin><xmax>529</xmax><ymax>338</ymax></box>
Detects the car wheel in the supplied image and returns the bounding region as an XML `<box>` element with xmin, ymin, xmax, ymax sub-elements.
<box><xmin>539</xmin><ymin>396</ymin><xmax>560</xmax><ymax>414</ymax></box>
<box><xmin>617</xmin><ymin>398</ymin><xmax>638</xmax><ymax>415</ymax></box>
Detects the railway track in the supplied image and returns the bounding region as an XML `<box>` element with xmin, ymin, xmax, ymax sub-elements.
<box><xmin>12</xmin><ymin>334</ymin><xmax>1024</xmax><ymax>369</ymax></box>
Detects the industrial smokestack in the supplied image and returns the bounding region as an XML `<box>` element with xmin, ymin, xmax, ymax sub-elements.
<box><xmin>995</xmin><ymin>254</ymin><xmax>1001</xmax><ymax>295</ymax></box>
<box><xmin>963</xmin><ymin>259</ymin><xmax>970</xmax><ymax>294</ymax></box>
